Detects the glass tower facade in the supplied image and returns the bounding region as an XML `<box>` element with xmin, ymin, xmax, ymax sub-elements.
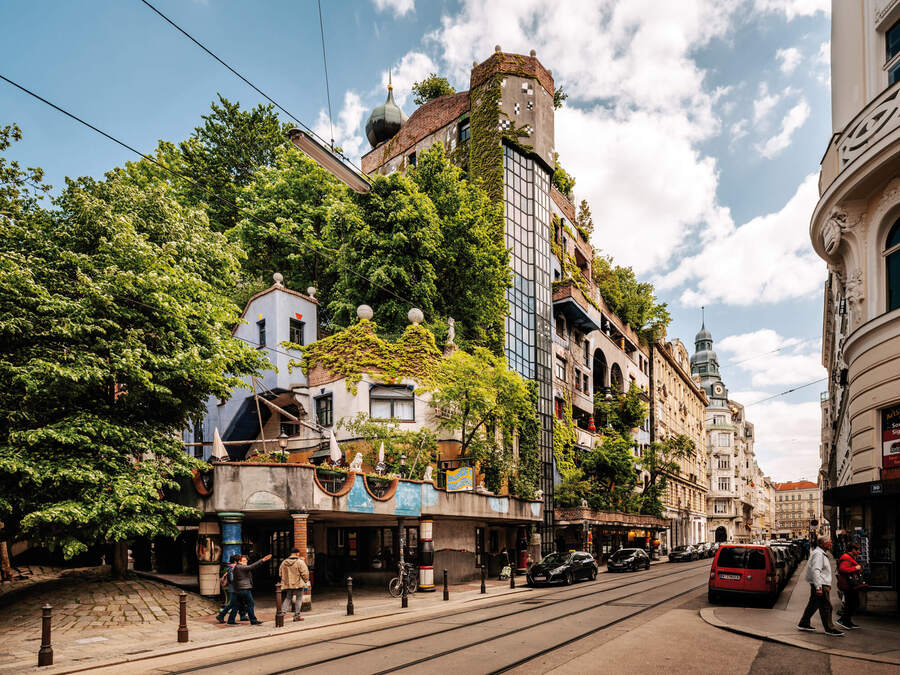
<box><xmin>503</xmin><ymin>143</ymin><xmax>555</xmax><ymax>552</ymax></box>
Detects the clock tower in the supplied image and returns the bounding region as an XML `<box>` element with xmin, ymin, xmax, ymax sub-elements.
<box><xmin>690</xmin><ymin>321</ymin><xmax>728</xmax><ymax>405</ymax></box>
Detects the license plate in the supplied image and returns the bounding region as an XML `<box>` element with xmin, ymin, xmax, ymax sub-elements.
<box><xmin>719</xmin><ymin>573</ymin><xmax>740</xmax><ymax>580</ymax></box>
<box><xmin>536</xmin><ymin>574</ymin><xmax>546</xmax><ymax>580</ymax></box>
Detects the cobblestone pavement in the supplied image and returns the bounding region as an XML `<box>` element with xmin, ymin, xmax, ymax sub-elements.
<box><xmin>0</xmin><ymin>565</ymin><xmax>107</xmax><ymax>603</ymax></box>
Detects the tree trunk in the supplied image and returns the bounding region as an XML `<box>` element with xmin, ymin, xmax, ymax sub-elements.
<box><xmin>0</xmin><ymin>540</ymin><xmax>12</xmax><ymax>582</ymax></box>
<box><xmin>111</xmin><ymin>540</ymin><xmax>129</xmax><ymax>579</ymax></box>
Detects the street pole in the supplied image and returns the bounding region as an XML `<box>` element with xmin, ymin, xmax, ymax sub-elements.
<box><xmin>480</xmin><ymin>564</ymin><xmax>486</xmax><ymax>594</ymax></box>
<box><xmin>37</xmin><ymin>604</ymin><xmax>52</xmax><ymax>667</ymax></box>
<box><xmin>275</xmin><ymin>583</ymin><xmax>284</xmax><ymax>628</ymax></box>
<box><xmin>177</xmin><ymin>592</ymin><xmax>188</xmax><ymax>643</ymax></box>
<box><xmin>346</xmin><ymin>577</ymin><xmax>354</xmax><ymax>615</ymax></box>
<box><xmin>443</xmin><ymin>569</ymin><xmax>449</xmax><ymax>601</ymax></box>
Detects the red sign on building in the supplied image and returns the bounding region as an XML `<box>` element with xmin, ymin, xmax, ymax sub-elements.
<box><xmin>881</xmin><ymin>404</ymin><xmax>900</xmax><ymax>468</ymax></box>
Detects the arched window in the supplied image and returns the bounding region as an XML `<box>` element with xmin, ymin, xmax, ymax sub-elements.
<box><xmin>887</xmin><ymin>218</ymin><xmax>900</xmax><ymax>311</ymax></box>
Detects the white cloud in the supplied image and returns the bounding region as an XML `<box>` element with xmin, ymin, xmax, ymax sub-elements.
<box><xmin>730</xmin><ymin>119</ymin><xmax>749</xmax><ymax>144</ymax></box>
<box><xmin>379</xmin><ymin>51</ymin><xmax>439</xmax><ymax>109</ymax></box>
<box><xmin>717</xmin><ymin>329</ymin><xmax>825</xmax><ymax>387</ymax></box>
<box><xmin>732</xmin><ymin>392</ymin><xmax>823</xmax><ymax>481</ymax></box>
<box><xmin>776</xmin><ymin>47</ymin><xmax>802</xmax><ymax>74</ymax></box>
<box><xmin>753</xmin><ymin>82</ymin><xmax>781</xmax><ymax>124</ymax></box>
<box><xmin>313</xmin><ymin>91</ymin><xmax>367</xmax><ymax>166</ymax></box>
<box><xmin>757</xmin><ymin>99</ymin><xmax>810</xmax><ymax>158</ymax></box>
<box><xmin>753</xmin><ymin>0</ymin><xmax>830</xmax><ymax>21</ymax></box>
<box><xmin>816</xmin><ymin>40</ymin><xmax>831</xmax><ymax>86</ymax></box>
<box><xmin>658</xmin><ymin>173</ymin><xmax>825</xmax><ymax>306</ymax></box>
<box><xmin>372</xmin><ymin>0</ymin><xmax>414</xmax><ymax>17</ymax></box>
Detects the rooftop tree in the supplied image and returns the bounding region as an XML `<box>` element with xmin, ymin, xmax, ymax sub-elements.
<box><xmin>0</xmin><ymin>149</ymin><xmax>267</xmax><ymax>577</ymax></box>
<box><xmin>411</xmin><ymin>74</ymin><xmax>456</xmax><ymax>106</ymax></box>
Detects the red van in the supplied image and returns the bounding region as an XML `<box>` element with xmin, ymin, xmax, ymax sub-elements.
<box><xmin>708</xmin><ymin>544</ymin><xmax>779</xmax><ymax>605</ymax></box>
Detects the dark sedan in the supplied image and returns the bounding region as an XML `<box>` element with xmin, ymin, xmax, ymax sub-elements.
<box><xmin>668</xmin><ymin>545</ymin><xmax>698</xmax><ymax>562</ymax></box>
<box><xmin>607</xmin><ymin>548</ymin><xmax>650</xmax><ymax>572</ymax></box>
<box><xmin>527</xmin><ymin>551</ymin><xmax>598</xmax><ymax>586</ymax></box>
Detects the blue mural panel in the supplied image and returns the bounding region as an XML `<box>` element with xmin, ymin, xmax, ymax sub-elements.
<box><xmin>347</xmin><ymin>478</ymin><xmax>374</xmax><ymax>513</ymax></box>
<box><xmin>447</xmin><ymin>467</ymin><xmax>474</xmax><ymax>491</ymax></box>
<box><xmin>530</xmin><ymin>502</ymin><xmax>541</xmax><ymax>517</ymax></box>
<box><xmin>422</xmin><ymin>483</ymin><xmax>440</xmax><ymax>507</ymax></box>
<box><xmin>488</xmin><ymin>497</ymin><xmax>509</xmax><ymax>514</ymax></box>
<box><xmin>394</xmin><ymin>481</ymin><xmax>422</xmax><ymax>516</ymax></box>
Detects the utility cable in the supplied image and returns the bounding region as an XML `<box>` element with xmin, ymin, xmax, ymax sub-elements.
<box><xmin>317</xmin><ymin>0</ymin><xmax>335</xmax><ymax>149</ymax></box>
<box><xmin>0</xmin><ymin>73</ymin><xmax>414</xmax><ymax>309</ymax></box>
<box><xmin>744</xmin><ymin>378</ymin><xmax>827</xmax><ymax>407</ymax></box>
<box><xmin>137</xmin><ymin>0</ymin><xmax>362</xmax><ymax>173</ymax></box>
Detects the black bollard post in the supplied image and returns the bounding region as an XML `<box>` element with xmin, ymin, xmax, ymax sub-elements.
<box><xmin>510</xmin><ymin>567</ymin><xmax>515</xmax><ymax>589</ymax></box>
<box><xmin>37</xmin><ymin>604</ymin><xmax>53</xmax><ymax>667</ymax></box>
<box><xmin>346</xmin><ymin>577</ymin><xmax>354</xmax><ymax>616</ymax></box>
<box><xmin>177</xmin><ymin>592</ymin><xmax>188</xmax><ymax>643</ymax></box>
<box><xmin>443</xmin><ymin>569</ymin><xmax>449</xmax><ymax>601</ymax></box>
<box><xmin>401</xmin><ymin>572</ymin><xmax>408</xmax><ymax>609</ymax></box>
<box><xmin>275</xmin><ymin>583</ymin><xmax>284</xmax><ymax>628</ymax></box>
<box><xmin>480</xmin><ymin>565</ymin><xmax>486</xmax><ymax>594</ymax></box>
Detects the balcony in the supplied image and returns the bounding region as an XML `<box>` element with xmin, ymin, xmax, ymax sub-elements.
<box><xmin>552</xmin><ymin>280</ymin><xmax>601</xmax><ymax>334</ymax></box>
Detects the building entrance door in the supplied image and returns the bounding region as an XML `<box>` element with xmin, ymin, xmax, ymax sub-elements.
<box><xmin>715</xmin><ymin>526</ymin><xmax>727</xmax><ymax>542</ymax></box>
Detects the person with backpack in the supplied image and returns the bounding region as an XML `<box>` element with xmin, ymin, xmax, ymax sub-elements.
<box><xmin>836</xmin><ymin>542</ymin><xmax>864</xmax><ymax>630</ymax></box>
<box><xmin>216</xmin><ymin>554</ymin><xmax>248</xmax><ymax>624</ymax></box>
<box><xmin>278</xmin><ymin>548</ymin><xmax>310</xmax><ymax>622</ymax></box>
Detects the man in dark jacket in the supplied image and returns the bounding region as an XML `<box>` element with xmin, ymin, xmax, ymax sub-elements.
<box><xmin>227</xmin><ymin>553</ymin><xmax>272</xmax><ymax>625</ymax></box>
<box><xmin>216</xmin><ymin>554</ymin><xmax>248</xmax><ymax>623</ymax></box>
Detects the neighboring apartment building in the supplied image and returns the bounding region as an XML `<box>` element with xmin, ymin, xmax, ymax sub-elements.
<box><xmin>811</xmin><ymin>0</ymin><xmax>900</xmax><ymax>612</ymax></box>
<box><xmin>774</xmin><ymin>481</ymin><xmax>823</xmax><ymax>540</ymax></box>
<box><xmin>690</xmin><ymin>323</ymin><xmax>759</xmax><ymax>543</ymax></box>
<box><xmin>650</xmin><ymin>339</ymin><xmax>709</xmax><ymax>549</ymax></box>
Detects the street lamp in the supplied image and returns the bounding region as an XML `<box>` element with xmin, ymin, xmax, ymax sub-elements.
<box><xmin>277</xmin><ymin>431</ymin><xmax>289</xmax><ymax>460</ymax></box>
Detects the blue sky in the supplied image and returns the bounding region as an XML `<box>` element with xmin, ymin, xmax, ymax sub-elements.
<box><xmin>0</xmin><ymin>0</ymin><xmax>831</xmax><ymax>481</ymax></box>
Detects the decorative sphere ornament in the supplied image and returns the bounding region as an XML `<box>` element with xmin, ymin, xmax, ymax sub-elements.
<box><xmin>408</xmin><ymin>308</ymin><xmax>424</xmax><ymax>325</ymax></box>
<box><xmin>273</xmin><ymin>272</ymin><xmax>284</xmax><ymax>286</ymax></box>
<box><xmin>357</xmin><ymin>305</ymin><xmax>374</xmax><ymax>321</ymax></box>
<box><xmin>307</xmin><ymin>286</ymin><xmax>317</xmax><ymax>298</ymax></box>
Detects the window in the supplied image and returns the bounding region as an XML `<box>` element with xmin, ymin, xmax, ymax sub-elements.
<box><xmin>713</xmin><ymin>415</ymin><xmax>725</xmax><ymax>425</ymax></box>
<box><xmin>717</xmin><ymin>432</ymin><xmax>732</xmax><ymax>447</ymax></box>
<box><xmin>408</xmin><ymin>151</ymin><xmax>417</xmax><ymax>167</ymax></box>
<box><xmin>888</xmin><ymin>20</ymin><xmax>900</xmax><ymax>63</ymax></box>
<box><xmin>555</xmin><ymin>356</ymin><xmax>567</xmax><ymax>381</ymax></box>
<box><xmin>718</xmin><ymin>455</ymin><xmax>730</xmax><ymax>470</ymax></box>
<box><xmin>370</xmin><ymin>386</ymin><xmax>415</xmax><ymax>421</ymax></box>
<box><xmin>886</xmin><ymin>218</ymin><xmax>900</xmax><ymax>311</ymax></box>
<box><xmin>714</xmin><ymin>499</ymin><xmax>728</xmax><ymax>514</ymax></box>
<box><xmin>718</xmin><ymin>477</ymin><xmax>730</xmax><ymax>491</ymax></box>
<box><xmin>583</xmin><ymin>341</ymin><xmax>590</xmax><ymax>366</ymax></box>
<box><xmin>555</xmin><ymin>314</ymin><xmax>566</xmax><ymax>338</ymax></box>
<box><xmin>289</xmin><ymin>318</ymin><xmax>305</xmax><ymax>346</ymax></box>
<box><xmin>193</xmin><ymin>418</ymin><xmax>204</xmax><ymax>458</ymax></box>
<box><xmin>459</xmin><ymin>120</ymin><xmax>471</xmax><ymax>144</ymax></box>
<box><xmin>257</xmin><ymin>319</ymin><xmax>266</xmax><ymax>347</ymax></box>
<box><xmin>315</xmin><ymin>395</ymin><xmax>333</xmax><ymax>427</ymax></box>
<box><xmin>555</xmin><ymin>398</ymin><xmax>565</xmax><ymax>419</ymax></box>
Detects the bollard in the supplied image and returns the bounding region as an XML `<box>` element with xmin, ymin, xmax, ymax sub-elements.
<box><xmin>275</xmin><ymin>583</ymin><xmax>284</xmax><ymax>628</ymax></box>
<box><xmin>480</xmin><ymin>565</ymin><xmax>486</xmax><ymax>594</ymax></box>
<box><xmin>443</xmin><ymin>569</ymin><xmax>449</xmax><ymax>601</ymax></box>
<box><xmin>346</xmin><ymin>577</ymin><xmax>354</xmax><ymax>616</ymax></box>
<box><xmin>510</xmin><ymin>567</ymin><xmax>515</xmax><ymax>589</ymax></box>
<box><xmin>177</xmin><ymin>592</ymin><xmax>188</xmax><ymax>643</ymax></box>
<box><xmin>37</xmin><ymin>604</ymin><xmax>53</xmax><ymax>667</ymax></box>
<box><xmin>401</xmin><ymin>572</ymin><xmax>408</xmax><ymax>609</ymax></box>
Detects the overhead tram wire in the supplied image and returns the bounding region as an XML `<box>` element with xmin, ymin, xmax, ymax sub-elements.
<box><xmin>743</xmin><ymin>378</ymin><xmax>828</xmax><ymax>407</ymax></box>
<box><xmin>0</xmin><ymin>73</ymin><xmax>415</xmax><ymax>310</ymax></box>
<box><xmin>137</xmin><ymin>0</ymin><xmax>363</xmax><ymax>175</ymax></box>
<box><xmin>317</xmin><ymin>0</ymin><xmax>335</xmax><ymax>149</ymax></box>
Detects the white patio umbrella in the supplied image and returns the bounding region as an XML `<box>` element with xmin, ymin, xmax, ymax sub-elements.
<box><xmin>211</xmin><ymin>428</ymin><xmax>228</xmax><ymax>462</ymax></box>
<box><xmin>329</xmin><ymin>430</ymin><xmax>343</xmax><ymax>464</ymax></box>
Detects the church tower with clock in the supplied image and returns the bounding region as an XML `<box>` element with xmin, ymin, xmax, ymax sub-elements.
<box><xmin>690</xmin><ymin>321</ymin><xmax>728</xmax><ymax>404</ymax></box>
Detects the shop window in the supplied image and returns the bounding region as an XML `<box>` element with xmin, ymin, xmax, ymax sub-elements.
<box><xmin>257</xmin><ymin>319</ymin><xmax>266</xmax><ymax>347</ymax></box>
<box><xmin>370</xmin><ymin>386</ymin><xmax>415</xmax><ymax>421</ymax></box>
<box><xmin>289</xmin><ymin>317</ymin><xmax>305</xmax><ymax>345</ymax></box>
<box><xmin>315</xmin><ymin>394</ymin><xmax>333</xmax><ymax>427</ymax></box>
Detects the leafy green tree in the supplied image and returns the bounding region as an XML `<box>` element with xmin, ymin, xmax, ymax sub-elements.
<box><xmin>411</xmin><ymin>74</ymin><xmax>456</xmax><ymax>106</ymax></box>
<box><xmin>553</xmin><ymin>85</ymin><xmax>568</xmax><ymax>110</ymax></box>
<box><xmin>592</xmin><ymin>254</ymin><xmax>671</xmax><ymax>342</ymax></box>
<box><xmin>575</xmin><ymin>199</ymin><xmax>593</xmax><ymax>239</ymax></box>
<box><xmin>430</xmin><ymin>348</ymin><xmax>536</xmax><ymax>493</ymax></box>
<box><xmin>324</xmin><ymin>172</ymin><xmax>442</xmax><ymax>333</ymax></box>
<box><xmin>551</xmin><ymin>152</ymin><xmax>575</xmax><ymax>197</ymax></box>
<box><xmin>0</xmin><ymin>158</ymin><xmax>266</xmax><ymax>575</ymax></box>
<box><xmin>639</xmin><ymin>434</ymin><xmax>694</xmax><ymax>516</ymax></box>
<box><xmin>594</xmin><ymin>383</ymin><xmax>647</xmax><ymax>436</ymax></box>
<box><xmin>582</xmin><ymin>435</ymin><xmax>639</xmax><ymax>511</ymax></box>
<box><xmin>410</xmin><ymin>144</ymin><xmax>509</xmax><ymax>351</ymax></box>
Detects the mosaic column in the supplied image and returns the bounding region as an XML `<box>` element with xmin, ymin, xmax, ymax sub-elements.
<box><xmin>418</xmin><ymin>519</ymin><xmax>435</xmax><ymax>592</ymax></box>
<box><xmin>218</xmin><ymin>512</ymin><xmax>244</xmax><ymax>563</ymax></box>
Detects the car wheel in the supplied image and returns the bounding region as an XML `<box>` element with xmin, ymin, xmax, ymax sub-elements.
<box><xmin>566</xmin><ymin>571</ymin><xmax>574</xmax><ymax>585</ymax></box>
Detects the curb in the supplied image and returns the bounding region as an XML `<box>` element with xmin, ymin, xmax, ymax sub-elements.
<box><xmin>20</xmin><ymin>585</ymin><xmax>535</xmax><ymax>674</ymax></box>
<box><xmin>699</xmin><ymin>607</ymin><xmax>900</xmax><ymax>666</ymax></box>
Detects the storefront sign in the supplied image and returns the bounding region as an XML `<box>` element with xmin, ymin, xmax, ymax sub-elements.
<box><xmin>882</xmin><ymin>404</ymin><xmax>900</xmax><ymax>468</ymax></box>
<box><xmin>446</xmin><ymin>467</ymin><xmax>474</xmax><ymax>491</ymax></box>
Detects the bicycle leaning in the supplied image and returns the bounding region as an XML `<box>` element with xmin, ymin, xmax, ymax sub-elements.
<box><xmin>388</xmin><ymin>561</ymin><xmax>418</xmax><ymax>597</ymax></box>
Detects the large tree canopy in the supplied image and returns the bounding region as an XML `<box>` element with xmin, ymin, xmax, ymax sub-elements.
<box><xmin>0</xmin><ymin>145</ymin><xmax>266</xmax><ymax>562</ymax></box>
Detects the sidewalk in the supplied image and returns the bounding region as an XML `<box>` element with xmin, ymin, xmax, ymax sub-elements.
<box><xmin>701</xmin><ymin>561</ymin><xmax>900</xmax><ymax>666</ymax></box>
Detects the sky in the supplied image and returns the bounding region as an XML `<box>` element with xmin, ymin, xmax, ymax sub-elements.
<box><xmin>0</xmin><ymin>0</ymin><xmax>832</xmax><ymax>482</ymax></box>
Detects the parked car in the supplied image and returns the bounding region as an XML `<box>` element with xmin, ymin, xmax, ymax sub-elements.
<box><xmin>607</xmin><ymin>548</ymin><xmax>651</xmax><ymax>572</ymax></box>
<box><xmin>527</xmin><ymin>551</ymin><xmax>598</xmax><ymax>586</ymax></box>
<box><xmin>669</xmin><ymin>545</ymin><xmax>698</xmax><ymax>562</ymax></box>
<box><xmin>708</xmin><ymin>544</ymin><xmax>779</xmax><ymax>605</ymax></box>
<box><xmin>770</xmin><ymin>542</ymin><xmax>798</xmax><ymax>577</ymax></box>
<box><xmin>697</xmin><ymin>542</ymin><xmax>715</xmax><ymax>558</ymax></box>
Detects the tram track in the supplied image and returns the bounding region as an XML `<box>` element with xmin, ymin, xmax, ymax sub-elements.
<box><xmin>171</xmin><ymin>559</ymin><xmax>711</xmax><ymax>674</ymax></box>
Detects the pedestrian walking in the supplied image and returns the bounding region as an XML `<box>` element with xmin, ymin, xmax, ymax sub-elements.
<box><xmin>797</xmin><ymin>536</ymin><xmax>843</xmax><ymax>636</ymax></box>
<box><xmin>279</xmin><ymin>548</ymin><xmax>310</xmax><ymax>622</ymax></box>
<box><xmin>226</xmin><ymin>553</ymin><xmax>272</xmax><ymax>625</ymax></box>
<box><xmin>216</xmin><ymin>554</ymin><xmax>248</xmax><ymax>624</ymax></box>
<box><xmin>836</xmin><ymin>542</ymin><xmax>864</xmax><ymax>630</ymax></box>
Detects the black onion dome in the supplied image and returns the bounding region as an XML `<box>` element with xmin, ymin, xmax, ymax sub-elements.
<box><xmin>366</xmin><ymin>83</ymin><xmax>406</xmax><ymax>148</ymax></box>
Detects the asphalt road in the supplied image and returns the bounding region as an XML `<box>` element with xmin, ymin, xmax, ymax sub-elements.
<box><xmin>79</xmin><ymin>559</ymin><xmax>894</xmax><ymax>674</ymax></box>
